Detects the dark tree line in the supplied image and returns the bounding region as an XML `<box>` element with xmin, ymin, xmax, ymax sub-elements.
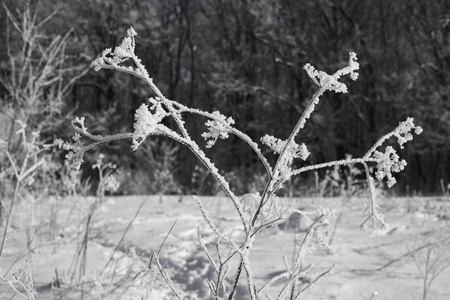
<box><xmin>1</xmin><ymin>0</ymin><xmax>449</xmax><ymax>195</ymax></box>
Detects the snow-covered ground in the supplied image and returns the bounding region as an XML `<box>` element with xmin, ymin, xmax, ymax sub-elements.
<box><xmin>1</xmin><ymin>195</ymin><xmax>449</xmax><ymax>299</ymax></box>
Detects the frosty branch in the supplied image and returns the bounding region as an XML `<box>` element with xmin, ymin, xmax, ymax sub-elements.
<box><xmin>63</xmin><ymin>27</ymin><xmax>422</xmax><ymax>299</ymax></box>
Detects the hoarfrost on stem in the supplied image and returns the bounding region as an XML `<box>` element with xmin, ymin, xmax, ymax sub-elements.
<box><xmin>62</xmin><ymin>26</ymin><xmax>426</xmax><ymax>299</ymax></box>
<box><xmin>201</xmin><ymin>111</ymin><xmax>235</xmax><ymax>148</ymax></box>
<box><xmin>304</xmin><ymin>52</ymin><xmax>359</xmax><ymax>93</ymax></box>
<box><xmin>131</xmin><ymin>99</ymin><xmax>168</xmax><ymax>150</ymax></box>
<box><xmin>261</xmin><ymin>135</ymin><xmax>309</xmax><ymax>161</ymax></box>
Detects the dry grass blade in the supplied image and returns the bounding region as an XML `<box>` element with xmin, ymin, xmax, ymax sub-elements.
<box><xmin>100</xmin><ymin>197</ymin><xmax>149</xmax><ymax>276</ymax></box>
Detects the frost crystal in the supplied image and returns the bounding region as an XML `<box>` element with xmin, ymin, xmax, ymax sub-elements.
<box><xmin>372</xmin><ymin>146</ymin><xmax>407</xmax><ymax>188</ymax></box>
<box><xmin>262</xmin><ymin>135</ymin><xmax>310</xmax><ymax>184</ymax></box>
<box><xmin>394</xmin><ymin>117</ymin><xmax>422</xmax><ymax>148</ymax></box>
<box><xmin>132</xmin><ymin>99</ymin><xmax>167</xmax><ymax>150</ymax></box>
<box><xmin>65</xmin><ymin>149</ymin><xmax>84</xmax><ymax>170</ymax></box>
<box><xmin>114</xmin><ymin>36</ymin><xmax>134</xmax><ymax>58</ymax></box>
<box><xmin>72</xmin><ymin>117</ymin><xmax>88</xmax><ymax>134</ymax></box>
<box><xmin>261</xmin><ymin>135</ymin><xmax>309</xmax><ymax>160</ymax></box>
<box><xmin>304</xmin><ymin>52</ymin><xmax>359</xmax><ymax>93</ymax></box>
<box><xmin>91</xmin><ymin>27</ymin><xmax>140</xmax><ymax>74</ymax></box>
<box><xmin>127</xmin><ymin>27</ymin><xmax>137</xmax><ymax>37</ymax></box>
<box><xmin>366</xmin><ymin>117</ymin><xmax>422</xmax><ymax>188</ymax></box>
<box><xmin>201</xmin><ymin>111</ymin><xmax>234</xmax><ymax>148</ymax></box>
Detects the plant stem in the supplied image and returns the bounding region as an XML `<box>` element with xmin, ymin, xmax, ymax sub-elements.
<box><xmin>228</xmin><ymin>261</ymin><xmax>243</xmax><ymax>300</ymax></box>
<box><xmin>0</xmin><ymin>179</ymin><xmax>20</xmax><ymax>260</ymax></box>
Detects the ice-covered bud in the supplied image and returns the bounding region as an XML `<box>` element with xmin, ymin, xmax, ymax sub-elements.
<box><xmin>91</xmin><ymin>58</ymin><xmax>103</xmax><ymax>72</ymax></box>
<box><xmin>261</xmin><ymin>135</ymin><xmax>285</xmax><ymax>154</ymax></box>
<box><xmin>263</xmin><ymin>136</ymin><xmax>310</xmax><ymax>185</ymax></box>
<box><xmin>296</xmin><ymin>143</ymin><xmax>310</xmax><ymax>160</ymax></box>
<box><xmin>347</xmin><ymin>52</ymin><xmax>359</xmax><ymax>80</ymax></box>
<box><xmin>63</xmin><ymin>130</ymin><xmax>87</xmax><ymax>170</ymax></box>
<box><xmin>332</xmin><ymin>52</ymin><xmax>359</xmax><ymax>81</ymax></box>
<box><xmin>91</xmin><ymin>48</ymin><xmax>111</xmax><ymax>71</ymax></box>
<box><xmin>102</xmin><ymin>48</ymin><xmax>112</xmax><ymax>57</ymax></box>
<box><xmin>132</xmin><ymin>100</ymin><xmax>167</xmax><ymax>150</ymax></box>
<box><xmin>112</xmin><ymin>30</ymin><xmax>137</xmax><ymax>60</ymax></box>
<box><xmin>201</xmin><ymin>111</ymin><xmax>234</xmax><ymax>148</ymax></box>
<box><xmin>372</xmin><ymin>146</ymin><xmax>406</xmax><ymax>188</ymax></box>
<box><xmin>114</xmin><ymin>37</ymin><xmax>133</xmax><ymax>58</ymax></box>
<box><xmin>72</xmin><ymin>116</ymin><xmax>88</xmax><ymax>134</ymax></box>
<box><xmin>132</xmin><ymin>105</ymin><xmax>156</xmax><ymax>149</ymax></box>
<box><xmin>127</xmin><ymin>26</ymin><xmax>137</xmax><ymax>37</ymax></box>
<box><xmin>278</xmin><ymin>164</ymin><xmax>292</xmax><ymax>179</ymax></box>
<box><xmin>304</xmin><ymin>52</ymin><xmax>359</xmax><ymax>93</ymax></box>
<box><xmin>303</xmin><ymin>63</ymin><xmax>320</xmax><ymax>85</ymax></box>
<box><xmin>321</xmin><ymin>75</ymin><xmax>348</xmax><ymax>93</ymax></box>
<box><xmin>261</xmin><ymin>135</ymin><xmax>309</xmax><ymax>160</ymax></box>
<box><xmin>65</xmin><ymin>150</ymin><xmax>84</xmax><ymax>170</ymax></box>
<box><xmin>394</xmin><ymin>117</ymin><xmax>422</xmax><ymax>148</ymax></box>
<box><xmin>91</xmin><ymin>28</ymin><xmax>138</xmax><ymax>71</ymax></box>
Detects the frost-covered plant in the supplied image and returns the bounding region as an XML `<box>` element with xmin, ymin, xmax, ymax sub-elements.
<box><xmin>378</xmin><ymin>202</ymin><xmax>450</xmax><ymax>300</ymax></box>
<box><xmin>408</xmin><ymin>211</ymin><xmax>450</xmax><ymax>300</ymax></box>
<box><xmin>0</xmin><ymin>2</ymin><xmax>87</xmax><ymax>263</ymax></box>
<box><xmin>0</xmin><ymin>3</ymin><xmax>87</xmax><ymax>144</ymax></box>
<box><xmin>93</xmin><ymin>153</ymin><xmax>120</xmax><ymax>198</ymax></box>
<box><xmin>0</xmin><ymin>121</ymin><xmax>60</xmax><ymax>259</ymax></box>
<box><xmin>64</xmin><ymin>28</ymin><xmax>422</xmax><ymax>299</ymax></box>
<box><xmin>68</xmin><ymin>152</ymin><xmax>119</xmax><ymax>293</ymax></box>
<box><xmin>0</xmin><ymin>259</ymin><xmax>36</xmax><ymax>300</ymax></box>
<box><xmin>0</xmin><ymin>121</ymin><xmax>61</xmax><ymax>299</ymax></box>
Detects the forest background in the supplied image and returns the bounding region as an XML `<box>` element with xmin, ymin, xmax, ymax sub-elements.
<box><xmin>1</xmin><ymin>0</ymin><xmax>449</xmax><ymax>196</ymax></box>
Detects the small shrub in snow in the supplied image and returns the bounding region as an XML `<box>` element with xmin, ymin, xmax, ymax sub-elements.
<box><xmin>64</xmin><ymin>27</ymin><xmax>422</xmax><ymax>299</ymax></box>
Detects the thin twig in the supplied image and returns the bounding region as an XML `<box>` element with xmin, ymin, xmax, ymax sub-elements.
<box><xmin>0</xmin><ymin>179</ymin><xmax>20</xmax><ymax>260</ymax></box>
<box><xmin>100</xmin><ymin>197</ymin><xmax>149</xmax><ymax>276</ymax></box>
<box><xmin>377</xmin><ymin>236</ymin><xmax>450</xmax><ymax>271</ymax></box>
<box><xmin>149</xmin><ymin>219</ymin><xmax>177</xmax><ymax>268</ymax></box>
<box><xmin>294</xmin><ymin>264</ymin><xmax>335</xmax><ymax>299</ymax></box>
<box><xmin>153</xmin><ymin>253</ymin><xmax>182</xmax><ymax>299</ymax></box>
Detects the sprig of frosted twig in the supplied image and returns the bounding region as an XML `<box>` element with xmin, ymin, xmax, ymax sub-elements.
<box><xmin>0</xmin><ymin>259</ymin><xmax>37</xmax><ymax>300</ymax></box>
<box><xmin>253</xmin><ymin>56</ymin><xmax>421</xmax><ymax>229</ymax></box>
<box><xmin>293</xmin><ymin>264</ymin><xmax>335</xmax><ymax>300</ymax></box>
<box><xmin>250</xmin><ymin>53</ymin><xmax>361</xmax><ymax>231</ymax></box>
<box><xmin>153</xmin><ymin>254</ymin><xmax>182</xmax><ymax>299</ymax></box>
<box><xmin>194</xmin><ymin>196</ymin><xmax>243</xmax><ymax>252</ymax></box>
<box><xmin>68</xmin><ymin>28</ymin><xmax>251</xmax><ymax>231</ymax></box>
<box><xmin>1</xmin><ymin>122</ymin><xmax>59</xmax><ymax>260</ymax></box>
<box><xmin>172</xmin><ymin>101</ymin><xmax>272</xmax><ymax>175</ymax></box>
